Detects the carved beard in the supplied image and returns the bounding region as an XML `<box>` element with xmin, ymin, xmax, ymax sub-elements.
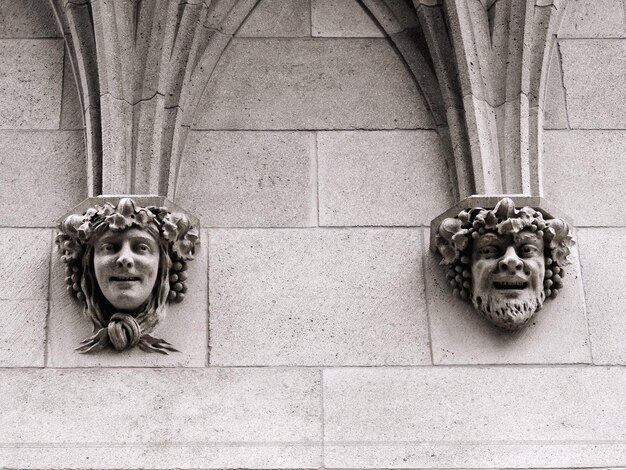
<box><xmin>472</xmin><ymin>291</ymin><xmax>546</xmax><ymax>330</ymax></box>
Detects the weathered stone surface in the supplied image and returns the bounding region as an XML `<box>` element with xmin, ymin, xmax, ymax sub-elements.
<box><xmin>543</xmin><ymin>45</ymin><xmax>568</xmax><ymax>129</ymax></box>
<box><xmin>577</xmin><ymin>228</ymin><xmax>626</xmax><ymax>364</ymax></box>
<box><xmin>0</xmin><ymin>39</ymin><xmax>64</xmax><ymax>129</ymax></box>
<box><xmin>192</xmin><ymin>38</ymin><xmax>434</xmax><ymax>130</ymax></box>
<box><xmin>0</xmin><ymin>131</ymin><xmax>87</xmax><ymax>227</ymax></box>
<box><xmin>560</xmin><ymin>39</ymin><xmax>626</xmax><ymax>129</ymax></box>
<box><xmin>424</xmin><ymin>229</ymin><xmax>591</xmax><ymax>364</ymax></box>
<box><xmin>48</xmin><ymin>231</ymin><xmax>209</xmax><ymax>367</ymax></box>
<box><xmin>558</xmin><ymin>0</ymin><xmax>626</xmax><ymax>38</ymax></box>
<box><xmin>0</xmin><ymin>300</ymin><xmax>46</xmax><ymax>367</ymax></box>
<box><xmin>100</xmin><ymin>93</ymin><xmax>133</xmax><ymax>193</ymax></box>
<box><xmin>364</xmin><ymin>0</ymin><xmax>419</xmax><ymax>34</ymax></box>
<box><xmin>311</xmin><ymin>0</ymin><xmax>385</xmax><ymax>37</ymax></box>
<box><xmin>0</xmin><ymin>0</ymin><xmax>61</xmax><ymax>38</ymax></box>
<box><xmin>237</xmin><ymin>0</ymin><xmax>311</xmax><ymax>37</ymax></box>
<box><xmin>209</xmin><ymin>228</ymin><xmax>430</xmax><ymax>365</ymax></box>
<box><xmin>0</xmin><ymin>368</ymin><xmax>321</xmax><ymax>468</ymax></box>
<box><xmin>324</xmin><ymin>367</ymin><xmax>626</xmax><ymax>467</ymax></box>
<box><xmin>60</xmin><ymin>51</ymin><xmax>84</xmax><ymax>130</ymax></box>
<box><xmin>318</xmin><ymin>130</ymin><xmax>453</xmax><ymax>226</ymax></box>
<box><xmin>543</xmin><ymin>130</ymin><xmax>626</xmax><ymax>225</ymax></box>
<box><xmin>176</xmin><ymin>131</ymin><xmax>316</xmax><ymax>227</ymax></box>
<box><xmin>463</xmin><ymin>93</ymin><xmax>501</xmax><ymax>193</ymax></box>
<box><xmin>0</xmin><ymin>228</ymin><xmax>51</xmax><ymax>300</ymax></box>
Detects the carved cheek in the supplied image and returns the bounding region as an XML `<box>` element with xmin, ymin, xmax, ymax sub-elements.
<box><xmin>137</xmin><ymin>253</ymin><xmax>159</xmax><ymax>286</ymax></box>
<box><xmin>526</xmin><ymin>259</ymin><xmax>545</xmax><ymax>290</ymax></box>
<box><xmin>471</xmin><ymin>259</ymin><xmax>495</xmax><ymax>291</ymax></box>
<box><xmin>94</xmin><ymin>253</ymin><xmax>113</xmax><ymax>286</ymax></box>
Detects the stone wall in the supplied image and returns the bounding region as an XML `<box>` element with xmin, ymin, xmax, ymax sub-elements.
<box><xmin>0</xmin><ymin>0</ymin><xmax>86</xmax><ymax>368</ymax></box>
<box><xmin>0</xmin><ymin>0</ymin><xmax>625</xmax><ymax>468</ymax></box>
<box><xmin>543</xmin><ymin>0</ymin><xmax>626</xmax><ymax>368</ymax></box>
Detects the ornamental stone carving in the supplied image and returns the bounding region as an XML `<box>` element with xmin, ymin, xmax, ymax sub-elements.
<box><xmin>56</xmin><ymin>197</ymin><xmax>199</xmax><ymax>354</ymax></box>
<box><xmin>432</xmin><ymin>197</ymin><xmax>574</xmax><ymax>330</ymax></box>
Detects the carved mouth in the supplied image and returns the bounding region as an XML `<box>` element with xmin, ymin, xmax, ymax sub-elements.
<box><xmin>110</xmin><ymin>276</ymin><xmax>141</xmax><ymax>282</ymax></box>
<box><xmin>493</xmin><ymin>280</ymin><xmax>528</xmax><ymax>290</ymax></box>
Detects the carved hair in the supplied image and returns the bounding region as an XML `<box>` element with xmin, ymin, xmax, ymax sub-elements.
<box><xmin>434</xmin><ymin>198</ymin><xmax>574</xmax><ymax>300</ymax></box>
<box><xmin>56</xmin><ymin>198</ymin><xmax>198</xmax><ymax>353</ymax></box>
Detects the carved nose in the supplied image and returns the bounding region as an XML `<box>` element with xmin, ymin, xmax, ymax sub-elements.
<box><xmin>498</xmin><ymin>246</ymin><xmax>523</xmax><ymax>273</ymax></box>
<box><xmin>116</xmin><ymin>245</ymin><xmax>134</xmax><ymax>269</ymax></box>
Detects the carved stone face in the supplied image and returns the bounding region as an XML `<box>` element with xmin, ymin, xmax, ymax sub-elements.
<box><xmin>471</xmin><ymin>229</ymin><xmax>545</xmax><ymax>329</ymax></box>
<box><xmin>94</xmin><ymin>227</ymin><xmax>160</xmax><ymax>312</ymax></box>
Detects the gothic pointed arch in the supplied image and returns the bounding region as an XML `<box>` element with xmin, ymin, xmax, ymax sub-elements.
<box><xmin>49</xmin><ymin>0</ymin><xmax>570</xmax><ymax>201</ymax></box>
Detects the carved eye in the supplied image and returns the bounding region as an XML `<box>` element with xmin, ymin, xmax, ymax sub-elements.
<box><xmin>519</xmin><ymin>244</ymin><xmax>540</xmax><ymax>257</ymax></box>
<box><xmin>137</xmin><ymin>243</ymin><xmax>152</xmax><ymax>253</ymax></box>
<box><xmin>100</xmin><ymin>243</ymin><xmax>114</xmax><ymax>253</ymax></box>
<box><xmin>480</xmin><ymin>245</ymin><xmax>499</xmax><ymax>257</ymax></box>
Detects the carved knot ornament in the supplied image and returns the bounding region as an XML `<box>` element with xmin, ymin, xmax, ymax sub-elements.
<box><xmin>434</xmin><ymin>198</ymin><xmax>574</xmax><ymax>330</ymax></box>
<box><xmin>56</xmin><ymin>197</ymin><xmax>199</xmax><ymax>354</ymax></box>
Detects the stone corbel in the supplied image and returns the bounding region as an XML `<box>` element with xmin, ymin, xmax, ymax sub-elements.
<box><xmin>430</xmin><ymin>195</ymin><xmax>574</xmax><ymax>330</ymax></box>
<box><xmin>48</xmin><ymin>0</ymin><xmax>262</xmax><ymax>355</ymax></box>
<box><xmin>56</xmin><ymin>196</ymin><xmax>199</xmax><ymax>354</ymax></box>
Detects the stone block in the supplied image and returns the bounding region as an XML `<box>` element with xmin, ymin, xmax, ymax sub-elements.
<box><xmin>0</xmin><ymin>130</ymin><xmax>87</xmax><ymax>227</ymax></box>
<box><xmin>424</xmin><ymin>229</ymin><xmax>591</xmax><ymax>364</ymax></box>
<box><xmin>560</xmin><ymin>39</ymin><xmax>626</xmax><ymax>129</ymax></box>
<box><xmin>543</xmin><ymin>130</ymin><xmax>626</xmax><ymax>226</ymax></box>
<box><xmin>311</xmin><ymin>0</ymin><xmax>385</xmax><ymax>37</ymax></box>
<box><xmin>558</xmin><ymin>0</ymin><xmax>626</xmax><ymax>38</ymax></box>
<box><xmin>543</xmin><ymin>45</ymin><xmax>568</xmax><ymax>129</ymax></box>
<box><xmin>0</xmin><ymin>228</ymin><xmax>51</xmax><ymax>300</ymax></box>
<box><xmin>0</xmin><ymin>368</ymin><xmax>321</xmax><ymax>468</ymax></box>
<box><xmin>0</xmin><ymin>300</ymin><xmax>46</xmax><ymax>367</ymax></box>
<box><xmin>318</xmin><ymin>130</ymin><xmax>454</xmax><ymax>226</ymax></box>
<box><xmin>324</xmin><ymin>367</ymin><xmax>626</xmax><ymax>467</ymax></box>
<box><xmin>60</xmin><ymin>49</ymin><xmax>84</xmax><ymax>130</ymax></box>
<box><xmin>577</xmin><ymin>228</ymin><xmax>626</xmax><ymax>364</ymax></box>
<box><xmin>48</xmin><ymin>230</ymin><xmax>209</xmax><ymax>367</ymax></box>
<box><xmin>192</xmin><ymin>38</ymin><xmax>434</xmax><ymax>130</ymax></box>
<box><xmin>236</xmin><ymin>0</ymin><xmax>311</xmax><ymax>37</ymax></box>
<box><xmin>0</xmin><ymin>39</ymin><xmax>64</xmax><ymax>129</ymax></box>
<box><xmin>175</xmin><ymin>131</ymin><xmax>316</xmax><ymax>227</ymax></box>
<box><xmin>0</xmin><ymin>0</ymin><xmax>61</xmax><ymax>38</ymax></box>
<box><xmin>209</xmin><ymin>228</ymin><xmax>430</xmax><ymax>366</ymax></box>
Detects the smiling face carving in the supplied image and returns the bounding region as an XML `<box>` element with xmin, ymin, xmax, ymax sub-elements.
<box><xmin>434</xmin><ymin>198</ymin><xmax>574</xmax><ymax>330</ymax></box>
<box><xmin>470</xmin><ymin>230</ymin><xmax>546</xmax><ymax>329</ymax></box>
<box><xmin>94</xmin><ymin>228</ymin><xmax>160</xmax><ymax>312</ymax></box>
<box><xmin>56</xmin><ymin>198</ymin><xmax>199</xmax><ymax>353</ymax></box>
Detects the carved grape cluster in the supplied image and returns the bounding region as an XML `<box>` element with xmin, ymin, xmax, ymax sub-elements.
<box><xmin>168</xmin><ymin>258</ymin><xmax>189</xmax><ymax>302</ymax></box>
<box><xmin>543</xmin><ymin>257</ymin><xmax>564</xmax><ymax>298</ymax></box>
<box><xmin>445</xmin><ymin>255</ymin><xmax>472</xmax><ymax>300</ymax></box>
<box><xmin>63</xmin><ymin>262</ymin><xmax>85</xmax><ymax>301</ymax></box>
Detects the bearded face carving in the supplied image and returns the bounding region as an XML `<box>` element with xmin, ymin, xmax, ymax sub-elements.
<box><xmin>56</xmin><ymin>198</ymin><xmax>199</xmax><ymax>353</ymax></box>
<box><xmin>434</xmin><ymin>198</ymin><xmax>574</xmax><ymax>330</ymax></box>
